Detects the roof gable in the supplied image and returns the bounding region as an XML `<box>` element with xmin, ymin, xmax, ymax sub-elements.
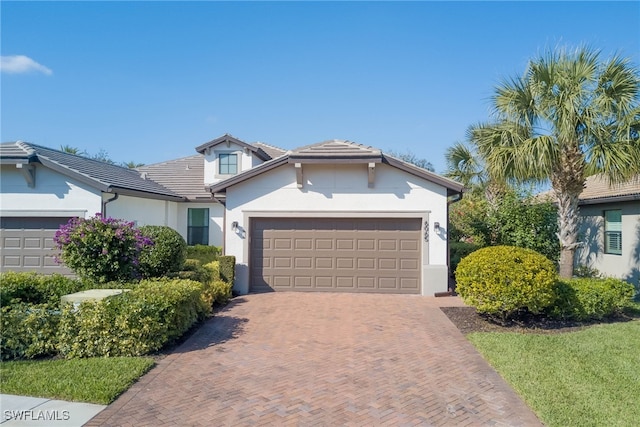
<box><xmin>209</xmin><ymin>140</ymin><xmax>464</xmax><ymax>196</ymax></box>
<box><xmin>195</xmin><ymin>133</ymin><xmax>272</xmax><ymax>161</ymax></box>
<box><xmin>289</xmin><ymin>140</ymin><xmax>382</xmax><ymax>163</ymax></box>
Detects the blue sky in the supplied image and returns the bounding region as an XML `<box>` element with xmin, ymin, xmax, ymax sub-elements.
<box><xmin>2</xmin><ymin>1</ymin><xmax>639</xmax><ymax>174</ymax></box>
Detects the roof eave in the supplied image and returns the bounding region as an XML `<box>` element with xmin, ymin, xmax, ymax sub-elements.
<box><xmin>579</xmin><ymin>193</ymin><xmax>640</xmax><ymax>205</ymax></box>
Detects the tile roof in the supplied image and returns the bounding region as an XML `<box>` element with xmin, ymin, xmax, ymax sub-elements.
<box><xmin>209</xmin><ymin>140</ymin><xmax>465</xmax><ymax>196</ymax></box>
<box><xmin>289</xmin><ymin>140</ymin><xmax>382</xmax><ymax>162</ymax></box>
<box><xmin>579</xmin><ymin>174</ymin><xmax>640</xmax><ymax>204</ymax></box>
<box><xmin>0</xmin><ymin>141</ymin><xmax>184</xmax><ymax>201</ymax></box>
<box><xmin>136</xmin><ymin>155</ymin><xmax>211</xmax><ymax>201</ymax></box>
<box><xmin>253</xmin><ymin>142</ymin><xmax>287</xmax><ymax>159</ymax></box>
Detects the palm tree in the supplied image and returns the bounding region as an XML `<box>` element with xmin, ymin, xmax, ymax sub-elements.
<box><xmin>59</xmin><ymin>145</ymin><xmax>86</xmax><ymax>155</ymax></box>
<box><xmin>470</xmin><ymin>46</ymin><xmax>640</xmax><ymax>278</ymax></box>
<box><xmin>122</xmin><ymin>161</ymin><xmax>145</xmax><ymax>169</ymax></box>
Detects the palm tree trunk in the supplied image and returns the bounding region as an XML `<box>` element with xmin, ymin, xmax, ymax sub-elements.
<box><xmin>556</xmin><ymin>190</ymin><xmax>581</xmax><ymax>278</ymax></box>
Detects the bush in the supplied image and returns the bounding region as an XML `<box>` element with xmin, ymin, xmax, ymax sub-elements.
<box><xmin>0</xmin><ymin>272</ymin><xmax>83</xmax><ymax>306</ymax></box>
<box><xmin>1</xmin><ymin>303</ymin><xmax>61</xmax><ymax>360</ymax></box>
<box><xmin>185</xmin><ymin>245</ymin><xmax>221</xmax><ymax>265</ymax></box>
<box><xmin>548</xmin><ymin>278</ymin><xmax>634</xmax><ymax>321</ymax></box>
<box><xmin>54</xmin><ymin>214</ymin><xmax>152</xmax><ymax>284</ymax></box>
<box><xmin>202</xmin><ymin>261</ymin><xmax>232</xmax><ymax>306</ymax></box>
<box><xmin>168</xmin><ymin>259</ymin><xmax>213</xmax><ymax>284</ymax></box>
<box><xmin>219</xmin><ymin>256</ymin><xmax>236</xmax><ymax>285</ymax></box>
<box><xmin>138</xmin><ymin>225</ymin><xmax>187</xmax><ymax>278</ymax></box>
<box><xmin>58</xmin><ymin>278</ymin><xmax>208</xmax><ymax>358</ymax></box>
<box><xmin>455</xmin><ymin>245</ymin><xmax>557</xmax><ymax>317</ymax></box>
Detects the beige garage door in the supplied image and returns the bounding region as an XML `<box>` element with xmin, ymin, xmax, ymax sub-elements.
<box><xmin>1</xmin><ymin>217</ymin><xmax>73</xmax><ymax>275</ymax></box>
<box><xmin>250</xmin><ymin>218</ymin><xmax>422</xmax><ymax>294</ymax></box>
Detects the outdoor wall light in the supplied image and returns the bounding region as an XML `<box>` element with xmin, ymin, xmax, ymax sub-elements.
<box><xmin>231</xmin><ymin>221</ymin><xmax>239</xmax><ymax>232</ymax></box>
<box><xmin>434</xmin><ymin>222</ymin><xmax>440</xmax><ymax>232</ymax></box>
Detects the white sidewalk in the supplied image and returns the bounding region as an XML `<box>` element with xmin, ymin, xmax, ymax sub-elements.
<box><xmin>0</xmin><ymin>394</ymin><xmax>105</xmax><ymax>427</ymax></box>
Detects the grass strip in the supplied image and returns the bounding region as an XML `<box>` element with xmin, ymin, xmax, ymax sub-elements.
<box><xmin>468</xmin><ymin>320</ymin><xmax>640</xmax><ymax>427</ymax></box>
<box><xmin>0</xmin><ymin>357</ymin><xmax>154</xmax><ymax>405</ymax></box>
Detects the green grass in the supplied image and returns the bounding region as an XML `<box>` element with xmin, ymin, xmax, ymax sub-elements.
<box><xmin>468</xmin><ymin>320</ymin><xmax>640</xmax><ymax>427</ymax></box>
<box><xmin>0</xmin><ymin>357</ymin><xmax>154</xmax><ymax>405</ymax></box>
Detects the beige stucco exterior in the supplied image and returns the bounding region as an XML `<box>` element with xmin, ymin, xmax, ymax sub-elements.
<box><xmin>223</xmin><ymin>162</ymin><xmax>451</xmax><ymax>296</ymax></box>
<box><xmin>576</xmin><ymin>200</ymin><xmax>640</xmax><ymax>287</ymax></box>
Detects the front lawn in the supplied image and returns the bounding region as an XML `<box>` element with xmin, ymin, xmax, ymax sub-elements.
<box><xmin>468</xmin><ymin>320</ymin><xmax>640</xmax><ymax>427</ymax></box>
<box><xmin>0</xmin><ymin>357</ymin><xmax>154</xmax><ymax>405</ymax></box>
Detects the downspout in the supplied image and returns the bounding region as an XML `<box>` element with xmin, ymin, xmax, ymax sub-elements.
<box><xmin>446</xmin><ymin>191</ymin><xmax>464</xmax><ymax>293</ymax></box>
<box><xmin>102</xmin><ymin>192</ymin><xmax>119</xmax><ymax>217</ymax></box>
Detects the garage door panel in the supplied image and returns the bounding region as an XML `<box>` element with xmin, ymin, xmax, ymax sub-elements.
<box><xmin>1</xmin><ymin>217</ymin><xmax>73</xmax><ymax>275</ymax></box>
<box><xmin>250</xmin><ymin>218</ymin><xmax>421</xmax><ymax>294</ymax></box>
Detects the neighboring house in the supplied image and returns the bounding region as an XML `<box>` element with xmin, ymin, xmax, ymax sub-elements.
<box><xmin>1</xmin><ymin>134</ymin><xmax>464</xmax><ymax>295</ymax></box>
<box><xmin>575</xmin><ymin>175</ymin><xmax>640</xmax><ymax>287</ymax></box>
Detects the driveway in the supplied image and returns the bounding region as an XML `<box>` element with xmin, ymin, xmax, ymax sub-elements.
<box><xmin>87</xmin><ymin>293</ymin><xmax>542</xmax><ymax>426</ymax></box>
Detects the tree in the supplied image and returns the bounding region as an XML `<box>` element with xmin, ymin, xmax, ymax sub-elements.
<box><xmin>122</xmin><ymin>161</ymin><xmax>145</xmax><ymax>169</ymax></box>
<box><xmin>470</xmin><ymin>46</ymin><xmax>640</xmax><ymax>278</ymax></box>
<box><xmin>386</xmin><ymin>150</ymin><xmax>434</xmax><ymax>172</ymax></box>
<box><xmin>59</xmin><ymin>145</ymin><xmax>86</xmax><ymax>156</ymax></box>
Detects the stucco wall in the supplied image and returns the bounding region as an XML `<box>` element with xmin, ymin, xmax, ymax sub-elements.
<box><xmin>104</xmin><ymin>194</ymin><xmax>179</xmax><ymax>227</ymax></box>
<box><xmin>0</xmin><ymin>165</ymin><xmax>101</xmax><ymax>217</ymax></box>
<box><xmin>223</xmin><ymin>162</ymin><xmax>451</xmax><ymax>295</ymax></box>
<box><xmin>203</xmin><ymin>142</ymin><xmax>261</xmax><ymax>186</ymax></box>
<box><xmin>576</xmin><ymin>200</ymin><xmax>640</xmax><ymax>287</ymax></box>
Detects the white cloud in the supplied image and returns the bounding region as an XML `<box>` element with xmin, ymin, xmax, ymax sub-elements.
<box><xmin>0</xmin><ymin>55</ymin><xmax>52</xmax><ymax>75</ymax></box>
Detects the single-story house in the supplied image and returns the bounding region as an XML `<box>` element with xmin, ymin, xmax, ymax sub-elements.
<box><xmin>0</xmin><ymin>134</ymin><xmax>464</xmax><ymax>295</ymax></box>
<box><xmin>575</xmin><ymin>174</ymin><xmax>640</xmax><ymax>287</ymax></box>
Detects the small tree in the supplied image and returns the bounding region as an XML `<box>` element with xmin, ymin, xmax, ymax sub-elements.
<box><xmin>138</xmin><ymin>225</ymin><xmax>187</xmax><ymax>278</ymax></box>
<box><xmin>54</xmin><ymin>214</ymin><xmax>152</xmax><ymax>284</ymax></box>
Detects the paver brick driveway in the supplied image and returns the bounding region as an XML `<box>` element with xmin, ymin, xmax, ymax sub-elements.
<box><xmin>88</xmin><ymin>293</ymin><xmax>542</xmax><ymax>426</ymax></box>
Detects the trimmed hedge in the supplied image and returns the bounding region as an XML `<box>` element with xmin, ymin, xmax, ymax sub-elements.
<box><xmin>138</xmin><ymin>225</ymin><xmax>187</xmax><ymax>278</ymax></box>
<box><xmin>58</xmin><ymin>278</ymin><xmax>208</xmax><ymax>358</ymax></box>
<box><xmin>202</xmin><ymin>261</ymin><xmax>232</xmax><ymax>305</ymax></box>
<box><xmin>455</xmin><ymin>245</ymin><xmax>557</xmax><ymax>317</ymax></box>
<box><xmin>185</xmin><ymin>245</ymin><xmax>221</xmax><ymax>265</ymax></box>
<box><xmin>548</xmin><ymin>277</ymin><xmax>634</xmax><ymax>321</ymax></box>
<box><xmin>0</xmin><ymin>272</ymin><xmax>83</xmax><ymax>306</ymax></box>
<box><xmin>1</xmin><ymin>303</ymin><xmax>61</xmax><ymax>360</ymax></box>
<box><xmin>219</xmin><ymin>256</ymin><xmax>235</xmax><ymax>285</ymax></box>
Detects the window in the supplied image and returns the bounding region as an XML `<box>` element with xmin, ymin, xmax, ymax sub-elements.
<box><xmin>604</xmin><ymin>210</ymin><xmax>622</xmax><ymax>255</ymax></box>
<box><xmin>188</xmin><ymin>208</ymin><xmax>209</xmax><ymax>246</ymax></box>
<box><xmin>218</xmin><ymin>153</ymin><xmax>238</xmax><ymax>175</ymax></box>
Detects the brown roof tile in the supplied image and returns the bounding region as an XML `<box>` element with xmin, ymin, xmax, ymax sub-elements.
<box><xmin>136</xmin><ymin>155</ymin><xmax>211</xmax><ymax>201</ymax></box>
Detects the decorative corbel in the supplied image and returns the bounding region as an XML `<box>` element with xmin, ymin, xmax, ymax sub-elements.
<box><xmin>295</xmin><ymin>163</ymin><xmax>303</xmax><ymax>189</ymax></box>
<box><xmin>368</xmin><ymin>162</ymin><xmax>376</xmax><ymax>188</ymax></box>
<box><xmin>16</xmin><ymin>163</ymin><xmax>35</xmax><ymax>188</ymax></box>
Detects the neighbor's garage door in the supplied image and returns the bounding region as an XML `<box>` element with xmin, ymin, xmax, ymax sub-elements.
<box><xmin>250</xmin><ymin>218</ymin><xmax>422</xmax><ymax>294</ymax></box>
<box><xmin>1</xmin><ymin>217</ymin><xmax>73</xmax><ymax>275</ymax></box>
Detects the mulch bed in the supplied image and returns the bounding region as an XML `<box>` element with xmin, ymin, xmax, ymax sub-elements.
<box><xmin>441</xmin><ymin>305</ymin><xmax>639</xmax><ymax>335</ymax></box>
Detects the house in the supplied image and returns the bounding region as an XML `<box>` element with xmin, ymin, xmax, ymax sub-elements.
<box><xmin>0</xmin><ymin>134</ymin><xmax>464</xmax><ymax>295</ymax></box>
<box><xmin>575</xmin><ymin>175</ymin><xmax>640</xmax><ymax>287</ymax></box>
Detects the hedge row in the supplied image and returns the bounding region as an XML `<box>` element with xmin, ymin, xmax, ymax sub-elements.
<box><xmin>58</xmin><ymin>278</ymin><xmax>209</xmax><ymax>358</ymax></box>
<box><xmin>456</xmin><ymin>245</ymin><xmax>635</xmax><ymax>320</ymax></box>
<box><xmin>0</xmin><ymin>272</ymin><xmax>84</xmax><ymax>306</ymax></box>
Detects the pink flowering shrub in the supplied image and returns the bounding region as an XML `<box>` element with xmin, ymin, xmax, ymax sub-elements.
<box><xmin>54</xmin><ymin>214</ymin><xmax>152</xmax><ymax>284</ymax></box>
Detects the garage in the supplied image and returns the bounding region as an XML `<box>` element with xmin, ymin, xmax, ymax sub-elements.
<box><xmin>0</xmin><ymin>217</ymin><xmax>73</xmax><ymax>275</ymax></box>
<box><xmin>250</xmin><ymin>217</ymin><xmax>422</xmax><ymax>294</ymax></box>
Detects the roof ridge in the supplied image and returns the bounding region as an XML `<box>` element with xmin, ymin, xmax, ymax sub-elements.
<box><xmin>137</xmin><ymin>154</ymin><xmax>203</xmax><ymax>169</ymax></box>
<box><xmin>252</xmin><ymin>141</ymin><xmax>286</xmax><ymax>152</ymax></box>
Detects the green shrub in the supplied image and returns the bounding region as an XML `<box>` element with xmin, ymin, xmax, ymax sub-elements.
<box><xmin>455</xmin><ymin>245</ymin><xmax>557</xmax><ymax>317</ymax></box>
<box><xmin>449</xmin><ymin>242</ymin><xmax>481</xmax><ymax>276</ymax></box>
<box><xmin>58</xmin><ymin>279</ymin><xmax>208</xmax><ymax>358</ymax></box>
<box><xmin>53</xmin><ymin>215</ymin><xmax>152</xmax><ymax>284</ymax></box>
<box><xmin>573</xmin><ymin>264</ymin><xmax>602</xmax><ymax>278</ymax></box>
<box><xmin>219</xmin><ymin>256</ymin><xmax>236</xmax><ymax>285</ymax></box>
<box><xmin>202</xmin><ymin>261</ymin><xmax>232</xmax><ymax>306</ymax></box>
<box><xmin>0</xmin><ymin>272</ymin><xmax>83</xmax><ymax>306</ymax></box>
<box><xmin>168</xmin><ymin>259</ymin><xmax>213</xmax><ymax>284</ymax></box>
<box><xmin>185</xmin><ymin>245</ymin><xmax>221</xmax><ymax>265</ymax></box>
<box><xmin>548</xmin><ymin>277</ymin><xmax>634</xmax><ymax>321</ymax></box>
<box><xmin>138</xmin><ymin>225</ymin><xmax>187</xmax><ymax>278</ymax></box>
<box><xmin>1</xmin><ymin>303</ymin><xmax>60</xmax><ymax>360</ymax></box>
